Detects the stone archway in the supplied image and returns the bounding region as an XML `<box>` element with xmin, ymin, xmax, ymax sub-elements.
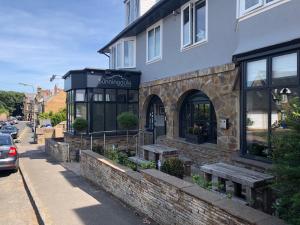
<box><xmin>139</xmin><ymin>63</ymin><xmax>239</xmax><ymax>152</ymax></box>
<box><xmin>178</xmin><ymin>89</ymin><xmax>217</xmax><ymax>144</ymax></box>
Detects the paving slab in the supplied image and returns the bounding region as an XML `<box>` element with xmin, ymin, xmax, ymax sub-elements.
<box><xmin>0</xmin><ymin>170</ymin><xmax>39</xmax><ymax>225</ymax></box>
<box><xmin>18</xmin><ymin>144</ymin><xmax>154</xmax><ymax>225</ymax></box>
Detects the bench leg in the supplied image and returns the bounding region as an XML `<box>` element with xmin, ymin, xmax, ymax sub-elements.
<box><xmin>246</xmin><ymin>187</ymin><xmax>256</xmax><ymax>206</ymax></box>
<box><xmin>212</xmin><ymin>175</ymin><xmax>219</xmax><ymax>191</ymax></box>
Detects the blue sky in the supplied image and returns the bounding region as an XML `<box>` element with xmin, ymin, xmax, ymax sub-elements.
<box><xmin>0</xmin><ymin>0</ymin><xmax>124</xmax><ymax>93</ymax></box>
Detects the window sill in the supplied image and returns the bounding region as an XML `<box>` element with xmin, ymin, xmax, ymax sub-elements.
<box><xmin>146</xmin><ymin>57</ymin><xmax>162</xmax><ymax>65</ymax></box>
<box><xmin>237</xmin><ymin>0</ymin><xmax>290</xmax><ymax>22</ymax></box>
<box><xmin>181</xmin><ymin>39</ymin><xmax>208</xmax><ymax>52</ymax></box>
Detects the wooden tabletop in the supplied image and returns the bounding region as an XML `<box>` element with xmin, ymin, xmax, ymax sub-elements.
<box><xmin>201</xmin><ymin>163</ymin><xmax>274</xmax><ymax>188</ymax></box>
<box><xmin>141</xmin><ymin>144</ymin><xmax>178</xmax><ymax>154</ymax></box>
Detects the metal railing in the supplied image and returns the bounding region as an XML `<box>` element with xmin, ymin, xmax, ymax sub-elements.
<box><xmin>88</xmin><ymin>129</ymin><xmax>152</xmax><ymax>156</ymax></box>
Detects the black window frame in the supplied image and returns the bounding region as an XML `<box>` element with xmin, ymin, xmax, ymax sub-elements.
<box><xmin>240</xmin><ymin>49</ymin><xmax>300</xmax><ymax>162</ymax></box>
<box><xmin>66</xmin><ymin>88</ymin><xmax>139</xmax><ymax>136</ymax></box>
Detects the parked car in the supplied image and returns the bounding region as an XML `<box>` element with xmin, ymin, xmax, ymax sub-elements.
<box><xmin>0</xmin><ymin>126</ymin><xmax>19</xmax><ymax>139</ymax></box>
<box><xmin>0</xmin><ymin>134</ymin><xmax>19</xmax><ymax>172</ymax></box>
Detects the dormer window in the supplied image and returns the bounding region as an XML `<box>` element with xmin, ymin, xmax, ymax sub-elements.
<box><xmin>126</xmin><ymin>0</ymin><xmax>139</xmax><ymax>25</ymax></box>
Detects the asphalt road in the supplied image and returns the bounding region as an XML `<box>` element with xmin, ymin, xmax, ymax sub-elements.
<box><xmin>0</xmin><ymin>121</ymin><xmax>39</xmax><ymax>225</ymax></box>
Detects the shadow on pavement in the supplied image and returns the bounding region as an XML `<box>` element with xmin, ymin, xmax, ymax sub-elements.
<box><xmin>0</xmin><ymin>170</ymin><xmax>14</xmax><ymax>178</ymax></box>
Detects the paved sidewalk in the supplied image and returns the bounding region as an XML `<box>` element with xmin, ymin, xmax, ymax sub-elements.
<box><xmin>18</xmin><ymin>144</ymin><xmax>153</xmax><ymax>225</ymax></box>
<box><xmin>0</xmin><ymin>170</ymin><xmax>39</xmax><ymax>225</ymax></box>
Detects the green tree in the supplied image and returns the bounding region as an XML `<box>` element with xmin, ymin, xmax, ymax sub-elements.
<box><xmin>272</xmin><ymin>97</ymin><xmax>300</xmax><ymax>225</ymax></box>
<box><xmin>39</xmin><ymin>108</ymin><xmax>66</xmax><ymax>126</ymax></box>
<box><xmin>72</xmin><ymin>118</ymin><xmax>88</xmax><ymax>149</ymax></box>
<box><xmin>0</xmin><ymin>91</ymin><xmax>25</xmax><ymax>116</ymax></box>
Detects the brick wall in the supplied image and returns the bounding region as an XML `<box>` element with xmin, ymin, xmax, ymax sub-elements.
<box><xmin>81</xmin><ymin>150</ymin><xmax>285</xmax><ymax>225</ymax></box>
<box><xmin>44</xmin><ymin>91</ymin><xmax>66</xmax><ymax>113</ymax></box>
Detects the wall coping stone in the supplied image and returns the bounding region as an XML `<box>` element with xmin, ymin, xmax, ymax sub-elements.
<box><xmin>142</xmin><ymin>169</ymin><xmax>193</xmax><ymax>189</ymax></box>
<box><xmin>82</xmin><ymin>150</ymin><xmax>132</xmax><ymax>173</ymax></box>
<box><xmin>181</xmin><ymin>185</ymin><xmax>223</xmax><ymax>205</ymax></box>
<box><xmin>81</xmin><ymin>150</ymin><xmax>286</xmax><ymax>225</ymax></box>
<box><xmin>214</xmin><ymin>198</ymin><xmax>271</xmax><ymax>224</ymax></box>
<box><xmin>140</xmin><ymin>63</ymin><xmax>236</xmax><ymax>88</ymax></box>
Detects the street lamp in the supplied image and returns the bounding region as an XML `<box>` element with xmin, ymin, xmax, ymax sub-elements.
<box><xmin>50</xmin><ymin>75</ymin><xmax>63</xmax><ymax>82</ymax></box>
<box><xmin>18</xmin><ymin>82</ymin><xmax>35</xmax><ymax>93</ymax></box>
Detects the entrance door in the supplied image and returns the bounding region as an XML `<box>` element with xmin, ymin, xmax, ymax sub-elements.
<box><xmin>180</xmin><ymin>90</ymin><xmax>217</xmax><ymax>144</ymax></box>
<box><xmin>146</xmin><ymin>95</ymin><xmax>166</xmax><ymax>141</ymax></box>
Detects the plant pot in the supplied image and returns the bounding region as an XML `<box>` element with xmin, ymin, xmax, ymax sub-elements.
<box><xmin>186</xmin><ymin>134</ymin><xmax>198</xmax><ymax>144</ymax></box>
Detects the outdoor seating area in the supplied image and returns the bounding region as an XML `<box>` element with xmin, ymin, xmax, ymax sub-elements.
<box><xmin>201</xmin><ymin>162</ymin><xmax>274</xmax><ymax>212</ymax></box>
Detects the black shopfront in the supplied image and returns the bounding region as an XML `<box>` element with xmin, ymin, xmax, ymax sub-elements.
<box><xmin>235</xmin><ymin>40</ymin><xmax>300</xmax><ymax>162</ymax></box>
<box><xmin>64</xmin><ymin>68</ymin><xmax>141</xmax><ymax>135</ymax></box>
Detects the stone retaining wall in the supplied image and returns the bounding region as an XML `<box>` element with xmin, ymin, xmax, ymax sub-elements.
<box><xmin>80</xmin><ymin>150</ymin><xmax>285</xmax><ymax>225</ymax></box>
<box><xmin>45</xmin><ymin>139</ymin><xmax>70</xmax><ymax>162</ymax></box>
<box><xmin>157</xmin><ymin>137</ymin><xmax>233</xmax><ymax>168</ymax></box>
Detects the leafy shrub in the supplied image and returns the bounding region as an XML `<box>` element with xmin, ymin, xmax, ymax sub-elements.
<box><xmin>192</xmin><ymin>175</ymin><xmax>212</xmax><ymax>189</ymax></box>
<box><xmin>271</xmin><ymin>96</ymin><xmax>300</xmax><ymax>224</ymax></box>
<box><xmin>72</xmin><ymin>118</ymin><xmax>88</xmax><ymax>133</ymax></box>
<box><xmin>39</xmin><ymin>108</ymin><xmax>66</xmax><ymax>126</ymax></box>
<box><xmin>141</xmin><ymin>161</ymin><xmax>156</xmax><ymax>169</ymax></box>
<box><xmin>161</xmin><ymin>158</ymin><xmax>184</xmax><ymax>179</ymax></box>
<box><xmin>117</xmin><ymin>112</ymin><xmax>138</xmax><ymax>130</ymax></box>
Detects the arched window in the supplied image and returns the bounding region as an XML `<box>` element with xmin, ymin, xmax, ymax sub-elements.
<box><xmin>180</xmin><ymin>90</ymin><xmax>217</xmax><ymax>144</ymax></box>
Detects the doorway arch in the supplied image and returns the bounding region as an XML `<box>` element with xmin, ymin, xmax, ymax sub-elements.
<box><xmin>146</xmin><ymin>95</ymin><xmax>166</xmax><ymax>139</ymax></box>
<box><xmin>179</xmin><ymin>90</ymin><xmax>217</xmax><ymax>144</ymax></box>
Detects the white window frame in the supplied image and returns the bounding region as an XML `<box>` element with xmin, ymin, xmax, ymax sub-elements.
<box><xmin>180</xmin><ymin>0</ymin><xmax>208</xmax><ymax>51</ymax></box>
<box><xmin>125</xmin><ymin>0</ymin><xmax>140</xmax><ymax>26</ymax></box>
<box><xmin>109</xmin><ymin>37</ymin><xmax>136</xmax><ymax>69</ymax></box>
<box><xmin>146</xmin><ymin>20</ymin><xmax>163</xmax><ymax>64</ymax></box>
<box><xmin>237</xmin><ymin>0</ymin><xmax>289</xmax><ymax>19</ymax></box>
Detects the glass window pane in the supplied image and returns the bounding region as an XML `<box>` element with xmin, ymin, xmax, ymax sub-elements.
<box><xmin>92</xmin><ymin>104</ymin><xmax>104</xmax><ymax>132</ymax></box>
<box><xmin>247</xmin><ymin>59</ymin><xmax>267</xmax><ymax>87</ymax></box>
<box><xmin>246</xmin><ymin>90</ymin><xmax>269</xmax><ymax>158</ymax></box>
<box><xmin>105</xmin><ymin>104</ymin><xmax>116</xmax><ymax>131</ymax></box>
<box><xmin>271</xmin><ymin>88</ymin><xmax>300</xmax><ymax>143</ymax></box>
<box><xmin>76</xmin><ymin>103</ymin><xmax>87</xmax><ymax>120</ymax></box>
<box><xmin>195</xmin><ymin>0</ymin><xmax>206</xmax><ymax>42</ymax></box>
<box><xmin>128</xmin><ymin>104</ymin><xmax>139</xmax><ymax>116</ymax></box>
<box><xmin>148</xmin><ymin>29</ymin><xmax>155</xmax><ymax>60</ymax></box>
<box><xmin>93</xmin><ymin>89</ymin><xmax>104</xmax><ymax>102</ymax></box>
<box><xmin>105</xmin><ymin>89</ymin><xmax>116</xmax><ymax>102</ymax></box>
<box><xmin>154</xmin><ymin>26</ymin><xmax>161</xmax><ymax>58</ymax></box>
<box><xmin>76</xmin><ymin>90</ymin><xmax>86</xmax><ymax>102</ymax></box>
<box><xmin>245</xmin><ymin>0</ymin><xmax>260</xmax><ymax>10</ymax></box>
<box><xmin>129</xmin><ymin>90</ymin><xmax>138</xmax><ymax>102</ymax></box>
<box><xmin>124</xmin><ymin>40</ymin><xmax>134</xmax><ymax>67</ymax></box>
<box><xmin>272</xmin><ymin>53</ymin><xmax>298</xmax><ymax>86</ymax></box>
<box><xmin>117</xmin><ymin>90</ymin><xmax>127</xmax><ymax>102</ymax></box>
<box><xmin>117</xmin><ymin>104</ymin><xmax>128</xmax><ymax>130</ymax></box>
<box><xmin>183</xmin><ymin>6</ymin><xmax>190</xmax><ymax>46</ymax></box>
<box><xmin>116</xmin><ymin>43</ymin><xmax>122</xmax><ymax>68</ymax></box>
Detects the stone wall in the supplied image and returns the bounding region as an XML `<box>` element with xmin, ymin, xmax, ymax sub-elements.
<box><xmin>139</xmin><ymin>63</ymin><xmax>240</xmax><ymax>165</ymax></box>
<box><xmin>45</xmin><ymin>139</ymin><xmax>70</xmax><ymax>162</ymax></box>
<box><xmin>36</xmin><ymin>127</ymin><xmax>65</xmax><ymax>145</ymax></box>
<box><xmin>157</xmin><ymin>136</ymin><xmax>233</xmax><ymax>168</ymax></box>
<box><xmin>81</xmin><ymin>150</ymin><xmax>285</xmax><ymax>225</ymax></box>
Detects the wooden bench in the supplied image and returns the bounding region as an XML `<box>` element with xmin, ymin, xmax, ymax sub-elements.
<box><xmin>128</xmin><ymin>156</ymin><xmax>150</xmax><ymax>166</ymax></box>
<box><xmin>201</xmin><ymin>163</ymin><xmax>274</xmax><ymax>208</ymax></box>
<box><xmin>141</xmin><ymin>144</ymin><xmax>178</xmax><ymax>163</ymax></box>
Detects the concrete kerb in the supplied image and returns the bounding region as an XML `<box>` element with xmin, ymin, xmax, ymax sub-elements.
<box><xmin>19</xmin><ymin>160</ymin><xmax>53</xmax><ymax>225</ymax></box>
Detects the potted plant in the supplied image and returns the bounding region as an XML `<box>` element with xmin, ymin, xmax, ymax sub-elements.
<box><xmin>117</xmin><ymin>112</ymin><xmax>138</xmax><ymax>150</ymax></box>
<box><xmin>72</xmin><ymin>118</ymin><xmax>88</xmax><ymax>152</ymax></box>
